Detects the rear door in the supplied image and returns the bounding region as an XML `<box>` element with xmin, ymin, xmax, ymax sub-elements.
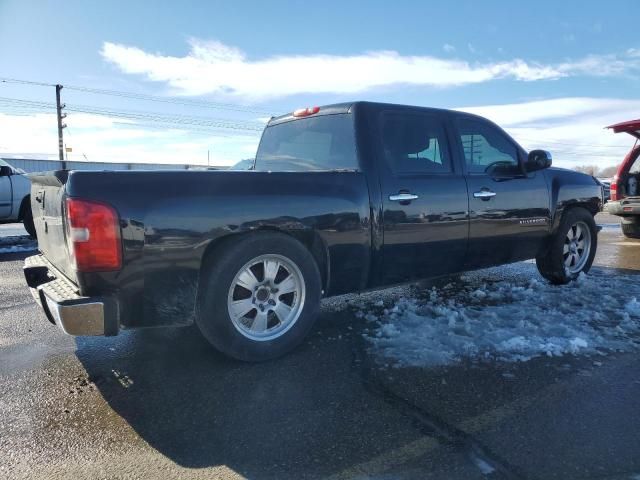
<box><xmin>0</xmin><ymin>175</ymin><xmax>10</xmax><ymax>218</ymax></box>
<box><xmin>453</xmin><ymin>115</ymin><xmax>550</xmax><ymax>268</ymax></box>
<box><xmin>0</xmin><ymin>161</ymin><xmax>13</xmax><ymax>217</ymax></box>
<box><xmin>377</xmin><ymin>109</ymin><xmax>469</xmax><ymax>284</ymax></box>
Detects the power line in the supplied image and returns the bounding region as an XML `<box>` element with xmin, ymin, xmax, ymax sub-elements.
<box><xmin>0</xmin><ymin>78</ymin><xmax>55</xmax><ymax>87</ymax></box>
<box><xmin>0</xmin><ymin>76</ymin><xmax>274</xmax><ymax>115</ymax></box>
<box><xmin>0</xmin><ymin>96</ymin><xmax>265</xmax><ymax>133</ymax></box>
<box><xmin>66</xmin><ymin>103</ymin><xmax>265</xmax><ymax>130</ymax></box>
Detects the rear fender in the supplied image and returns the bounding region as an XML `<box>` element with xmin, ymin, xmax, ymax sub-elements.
<box><xmin>199</xmin><ymin>227</ymin><xmax>331</xmax><ymax>295</ymax></box>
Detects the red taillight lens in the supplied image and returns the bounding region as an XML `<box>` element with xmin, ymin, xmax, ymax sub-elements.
<box><xmin>65</xmin><ymin>198</ymin><xmax>122</xmax><ymax>272</ymax></box>
<box><xmin>611</xmin><ymin>178</ymin><xmax>619</xmax><ymax>201</ymax></box>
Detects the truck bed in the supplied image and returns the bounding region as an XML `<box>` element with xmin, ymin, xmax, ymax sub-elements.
<box><xmin>29</xmin><ymin>168</ymin><xmax>373</xmax><ymax>328</ymax></box>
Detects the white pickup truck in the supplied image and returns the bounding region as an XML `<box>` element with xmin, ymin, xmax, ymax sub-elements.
<box><xmin>0</xmin><ymin>159</ymin><xmax>35</xmax><ymax>237</ymax></box>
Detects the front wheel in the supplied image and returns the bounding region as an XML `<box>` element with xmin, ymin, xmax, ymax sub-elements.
<box><xmin>22</xmin><ymin>202</ymin><xmax>36</xmax><ymax>239</ymax></box>
<box><xmin>197</xmin><ymin>233</ymin><xmax>322</xmax><ymax>361</ymax></box>
<box><xmin>536</xmin><ymin>207</ymin><xmax>597</xmax><ymax>284</ymax></box>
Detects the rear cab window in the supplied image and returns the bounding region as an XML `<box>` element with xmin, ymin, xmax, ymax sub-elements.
<box><xmin>255</xmin><ymin>114</ymin><xmax>358</xmax><ymax>171</ymax></box>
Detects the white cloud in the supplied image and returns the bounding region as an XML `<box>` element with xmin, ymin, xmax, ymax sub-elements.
<box><xmin>443</xmin><ymin>43</ymin><xmax>456</xmax><ymax>53</ymax></box>
<box><xmin>458</xmin><ymin>97</ymin><xmax>638</xmax><ymax>168</ymax></box>
<box><xmin>100</xmin><ymin>39</ymin><xmax>640</xmax><ymax>100</ymax></box>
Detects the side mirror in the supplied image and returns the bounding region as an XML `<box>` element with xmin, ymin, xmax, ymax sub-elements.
<box><xmin>526</xmin><ymin>150</ymin><xmax>552</xmax><ymax>172</ymax></box>
<box><xmin>0</xmin><ymin>166</ymin><xmax>12</xmax><ymax>176</ymax></box>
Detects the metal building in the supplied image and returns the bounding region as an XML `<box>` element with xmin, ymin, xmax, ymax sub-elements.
<box><xmin>1</xmin><ymin>158</ymin><xmax>212</xmax><ymax>173</ymax></box>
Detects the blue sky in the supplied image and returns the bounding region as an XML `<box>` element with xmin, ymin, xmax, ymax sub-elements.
<box><xmin>1</xmin><ymin>0</ymin><xmax>639</xmax><ymax>167</ymax></box>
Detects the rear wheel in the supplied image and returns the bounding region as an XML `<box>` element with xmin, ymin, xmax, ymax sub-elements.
<box><xmin>197</xmin><ymin>232</ymin><xmax>322</xmax><ymax>361</ymax></box>
<box><xmin>536</xmin><ymin>207</ymin><xmax>597</xmax><ymax>284</ymax></box>
<box><xmin>621</xmin><ymin>217</ymin><xmax>640</xmax><ymax>239</ymax></box>
<box><xmin>21</xmin><ymin>200</ymin><xmax>36</xmax><ymax>239</ymax></box>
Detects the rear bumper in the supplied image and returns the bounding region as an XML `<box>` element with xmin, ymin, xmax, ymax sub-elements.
<box><xmin>23</xmin><ymin>254</ymin><xmax>119</xmax><ymax>336</ymax></box>
<box><xmin>606</xmin><ymin>199</ymin><xmax>640</xmax><ymax>216</ymax></box>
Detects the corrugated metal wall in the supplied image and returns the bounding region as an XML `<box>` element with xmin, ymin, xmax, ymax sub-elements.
<box><xmin>3</xmin><ymin>158</ymin><xmax>207</xmax><ymax>173</ymax></box>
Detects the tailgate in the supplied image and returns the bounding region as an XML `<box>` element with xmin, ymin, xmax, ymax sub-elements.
<box><xmin>29</xmin><ymin>171</ymin><xmax>76</xmax><ymax>282</ymax></box>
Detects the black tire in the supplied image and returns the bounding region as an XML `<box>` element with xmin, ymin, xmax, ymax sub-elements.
<box><xmin>536</xmin><ymin>207</ymin><xmax>597</xmax><ymax>284</ymax></box>
<box><xmin>196</xmin><ymin>232</ymin><xmax>322</xmax><ymax>362</ymax></box>
<box><xmin>21</xmin><ymin>201</ymin><xmax>36</xmax><ymax>239</ymax></box>
<box><xmin>621</xmin><ymin>218</ymin><xmax>640</xmax><ymax>239</ymax></box>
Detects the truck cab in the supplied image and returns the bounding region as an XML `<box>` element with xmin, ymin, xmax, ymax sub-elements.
<box><xmin>0</xmin><ymin>159</ymin><xmax>35</xmax><ymax>237</ymax></box>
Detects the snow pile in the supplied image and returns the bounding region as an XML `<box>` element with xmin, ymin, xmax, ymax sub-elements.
<box><xmin>364</xmin><ymin>266</ymin><xmax>640</xmax><ymax>367</ymax></box>
<box><xmin>0</xmin><ymin>234</ymin><xmax>37</xmax><ymax>254</ymax></box>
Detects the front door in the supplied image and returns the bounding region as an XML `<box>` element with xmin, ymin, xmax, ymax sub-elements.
<box><xmin>378</xmin><ymin>110</ymin><xmax>469</xmax><ymax>284</ymax></box>
<box><xmin>0</xmin><ymin>174</ymin><xmax>11</xmax><ymax>218</ymax></box>
<box><xmin>453</xmin><ymin>115</ymin><xmax>551</xmax><ymax>269</ymax></box>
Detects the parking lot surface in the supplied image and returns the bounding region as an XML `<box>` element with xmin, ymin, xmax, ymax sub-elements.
<box><xmin>1</xmin><ymin>214</ymin><xmax>640</xmax><ymax>479</ymax></box>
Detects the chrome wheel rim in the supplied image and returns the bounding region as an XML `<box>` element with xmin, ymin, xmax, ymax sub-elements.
<box><xmin>563</xmin><ymin>221</ymin><xmax>591</xmax><ymax>275</ymax></box>
<box><xmin>227</xmin><ymin>254</ymin><xmax>305</xmax><ymax>341</ymax></box>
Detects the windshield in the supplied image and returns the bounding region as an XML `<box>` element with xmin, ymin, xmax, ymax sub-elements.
<box><xmin>255</xmin><ymin>114</ymin><xmax>358</xmax><ymax>171</ymax></box>
<box><xmin>0</xmin><ymin>159</ymin><xmax>23</xmax><ymax>174</ymax></box>
<box><xmin>228</xmin><ymin>159</ymin><xmax>255</xmax><ymax>170</ymax></box>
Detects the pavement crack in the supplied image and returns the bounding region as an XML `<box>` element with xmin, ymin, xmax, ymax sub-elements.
<box><xmin>353</xmin><ymin>345</ymin><xmax>529</xmax><ymax>480</ymax></box>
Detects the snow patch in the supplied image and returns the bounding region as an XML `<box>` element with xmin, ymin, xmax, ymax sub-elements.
<box><xmin>625</xmin><ymin>298</ymin><xmax>640</xmax><ymax>317</ymax></box>
<box><xmin>471</xmin><ymin>456</ymin><xmax>496</xmax><ymax>475</ymax></box>
<box><xmin>0</xmin><ymin>244</ymin><xmax>37</xmax><ymax>253</ymax></box>
<box><xmin>365</xmin><ymin>264</ymin><xmax>640</xmax><ymax>367</ymax></box>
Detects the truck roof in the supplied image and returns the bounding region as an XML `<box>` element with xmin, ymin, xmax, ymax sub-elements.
<box><xmin>267</xmin><ymin>101</ymin><xmax>454</xmax><ymax>126</ymax></box>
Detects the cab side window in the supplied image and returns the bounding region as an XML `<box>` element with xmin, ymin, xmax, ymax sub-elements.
<box><xmin>457</xmin><ymin>117</ymin><xmax>519</xmax><ymax>174</ymax></box>
<box><xmin>381</xmin><ymin>112</ymin><xmax>452</xmax><ymax>174</ymax></box>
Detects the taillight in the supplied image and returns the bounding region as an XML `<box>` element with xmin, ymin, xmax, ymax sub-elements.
<box><xmin>293</xmin><ymin>106</ymin><xmax>320</xmax><ymax>117</ymax></box>
<box><xmin>611</xmin><ymin>176</ymin><xmax>619</xmax><ymax>201</ymax></box>
<box><xmin>65</xmin><ymin>198</ymin><xmax>122</xmax><ymax>272</ymax></box>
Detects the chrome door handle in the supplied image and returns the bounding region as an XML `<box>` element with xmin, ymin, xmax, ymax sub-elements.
<box><xmin>473</xmin><ymin>190</ymin><xmax>496</xmax><ymax>199</ymax></box>
<box><xmin>389</xmin><ymin>193</ymin><xmax>419</xmax><ymax>202</ymax></box>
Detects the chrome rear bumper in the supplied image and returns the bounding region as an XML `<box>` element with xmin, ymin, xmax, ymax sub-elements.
<box><xmin>607</xmin><ymin>199</ymin><xmax>640</xmax><ymax>216</ymax></box>
<box><xmin>23</xmin><ymin>254</ymin><xmax>119</xmax><ymax>336</ymax></box>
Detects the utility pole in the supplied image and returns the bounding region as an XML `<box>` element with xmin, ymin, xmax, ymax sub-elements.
<box><xmin>55</xmin><ymin>84</ymin><xmax>67</xmax><ymax>168</ymax></box>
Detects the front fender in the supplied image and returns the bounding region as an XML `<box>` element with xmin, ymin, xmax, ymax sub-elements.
<box><xmin>544</xmin><ymin>168</ymin><xmax>602</xmax><ymax>235</ymax></box>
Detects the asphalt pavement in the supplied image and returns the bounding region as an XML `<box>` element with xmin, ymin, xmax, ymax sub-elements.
<box><xmin>1</xmin><ymin>215</ymin><xmax>639</xmax><ymax>480</ymax></box>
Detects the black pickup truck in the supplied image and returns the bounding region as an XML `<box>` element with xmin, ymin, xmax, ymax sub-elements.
<box><xmin>24</xmin><ymin>102</ymin><xmax>603</xmax><ymax>361</ymax></box>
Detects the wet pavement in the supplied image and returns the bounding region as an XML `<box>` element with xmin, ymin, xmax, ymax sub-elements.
<box><xmin>0</xmin><ymin>223</ymin><xmax>27</xmax><ymax>237</ymax></box>
<box><xmin>1</xmin><ymin>215</ymin><xmax>640</xmax><ymax>479</ymax></box>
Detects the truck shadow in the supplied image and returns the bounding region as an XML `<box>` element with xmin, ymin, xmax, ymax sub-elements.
<box><xmin>74</xmin><ymin>310</ymin><xmax>422</xmax><ymax>478</ymax></box>
<box><xmin>0</xmin><ymin>250</ymin><xmax>34</xmax><ymax>263</ymax></box>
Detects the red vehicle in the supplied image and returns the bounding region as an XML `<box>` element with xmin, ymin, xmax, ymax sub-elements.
<box><xmin>606</xmin><ymin>119</ymin><xmax>640</xmax><ymax>238</ymax></box>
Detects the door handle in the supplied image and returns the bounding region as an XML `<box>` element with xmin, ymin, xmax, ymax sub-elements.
<box><xmin>389</xmin><ymin>193</ymin><xmax>419</xmax><ymax>202</ymax></box>
<box><xmin>473</xmin><ymin>190</ymin><xmax>496</xmax><ymax>200</ymax></box>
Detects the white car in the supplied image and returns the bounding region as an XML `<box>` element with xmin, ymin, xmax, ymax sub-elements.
<box><xmin>0</xmin><ymin>159</ymin><xmax>35</xmax><ymax>237</ymax></box>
